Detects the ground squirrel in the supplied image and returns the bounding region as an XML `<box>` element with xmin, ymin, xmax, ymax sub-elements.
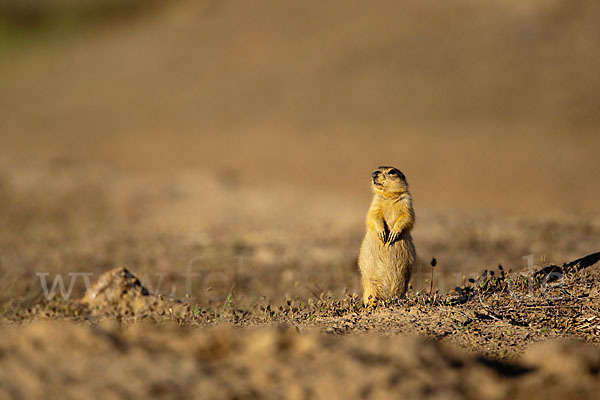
<box><xmin>358</xmin><ymin>166</ymin><xmax>416</xmax><ymax>306</ymax></box>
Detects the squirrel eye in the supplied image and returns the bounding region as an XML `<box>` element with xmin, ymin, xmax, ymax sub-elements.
<box><xmin>388</xmin><ymin>169</ymin><xmax>398</xmax><ymax>175</ymax></box>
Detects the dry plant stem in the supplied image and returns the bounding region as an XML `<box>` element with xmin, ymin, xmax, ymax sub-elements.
<box><xmin>430</xmin><ymin>267</ymin><xmax>434</xmax><ymax>295</ymax></box>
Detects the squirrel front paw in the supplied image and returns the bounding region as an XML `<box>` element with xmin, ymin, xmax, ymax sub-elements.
<box><xmin>387</xmin><ymin>230</ymin><xmax>401</xmax><ymax>244</ymax></box>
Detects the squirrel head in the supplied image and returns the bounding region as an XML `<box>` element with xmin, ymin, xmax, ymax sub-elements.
<box><xmin>371</xmin><ymin>166</ymin><xmax>409</xmax><ymax>197</ymax></box>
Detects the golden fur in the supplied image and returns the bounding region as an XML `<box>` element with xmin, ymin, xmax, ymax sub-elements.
<box><xmin>358</xmin><ymin>166</ymin><xmax>416</xmax><ymax>306</ymax></box>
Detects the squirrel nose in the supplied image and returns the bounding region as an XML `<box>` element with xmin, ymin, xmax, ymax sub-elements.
<box><xmin>371</xmin><ymin>171</ymin><xmax>379</xmax><ymax>179</ymax></box>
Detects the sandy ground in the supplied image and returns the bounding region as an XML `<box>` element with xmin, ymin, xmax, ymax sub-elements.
<box><xmin>3</xmin><ymin>321</ymin><xmax>600</xmax><ymax>400</ymax></box>
<box><xmin>1</xmin><ymin>1</ymin><xmax>600</xmax><ymax>398</ymax></box>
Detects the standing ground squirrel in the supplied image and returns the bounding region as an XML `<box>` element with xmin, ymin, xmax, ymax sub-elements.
<box><xmin>358</xmin><ymin>166</ymin><xmax>416</xmax><ymax>306</ymax></box>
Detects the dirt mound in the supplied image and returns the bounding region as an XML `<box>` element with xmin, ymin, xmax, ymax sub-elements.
<box><xmin>0</xmin><ymin>321</ymin><xmax>599</xmax><ymax>400</ymax></box>
<box><xmin>81</xmin><ymin>267</ymin><xmax>190</xmax><ymax>321</ymax></box>
<box><xmin>82</xmin><ymin>267</ymin><xmax>149</xmax><ymax>304</ymax></box>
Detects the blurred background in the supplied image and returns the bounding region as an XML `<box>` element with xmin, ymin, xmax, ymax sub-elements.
<box><xmin>1</xmin><ymin>0</ymin><xmax>599</xmax><ymax>308</ymax></box>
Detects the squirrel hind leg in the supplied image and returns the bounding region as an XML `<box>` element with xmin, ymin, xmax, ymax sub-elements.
<box><xmin>361</xmin><ymin>277</ymin><xmax>381</xmax><ymax>306</ymax></box>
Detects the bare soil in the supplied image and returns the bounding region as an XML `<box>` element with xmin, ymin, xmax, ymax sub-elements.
<box><xmin>1</xmin><ymin>1</ymin><xmax>600</xmax><ymax>399</ymax></box>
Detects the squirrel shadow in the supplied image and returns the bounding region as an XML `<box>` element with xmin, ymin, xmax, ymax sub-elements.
<box><xmin>534</xmin><ymin>251</ymin><xmax>600</xmax><ymax>282</ymax></box>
